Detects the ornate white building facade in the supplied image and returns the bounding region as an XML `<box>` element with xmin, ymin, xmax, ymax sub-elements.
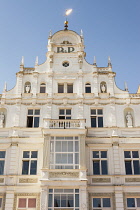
<box><xmin>0</xmin><ymin>25</ymin><xmax>140</xmax><ymax>210</ymax></box>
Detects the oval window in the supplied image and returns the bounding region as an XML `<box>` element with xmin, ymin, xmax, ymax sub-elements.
<box><xmin>62</xmin><ymin>61</ymin><xmax>69</xmax><ymax>67</ymax></box>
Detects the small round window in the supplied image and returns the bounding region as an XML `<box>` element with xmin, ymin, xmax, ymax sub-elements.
<box><xmin>62</xmin><ymin>61</ymin><xmax>69</xmax><ymax>67</ymax></box>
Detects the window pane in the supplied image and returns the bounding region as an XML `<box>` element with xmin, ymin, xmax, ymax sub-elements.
<box><xmin>23</xmin><ymin>151</ymin><xmax>30</xmax><ymax>158</ymax></box>
<box><xmin>18</xmin><ymin>198</ymin><xmax>26</xmax><ymax>208</ymax></box>
<box><xmin>93</xmin><ymin>161</ymin><xmax>100</xmax><ymax>174</ymax></box>
<box><xmin>0</xmin><ymin>151</ymin><xmax>5</xmax><ymax>158</ymax></box>
<box><xmin>103</xmin><ymin>198</ymin><xmax>110</xmax><ymax>207</ymax></box>
<box><xmin>40</xmin><ymin>86</ymin><xmax>46</xmax><ymax>93</ymax></box>
<box><xmin>28</xmin><ymin>198</ymin><xmax>36</xmax><ymax>208</ymax></box>
<box><xmin>59</xmin><ymin>109</ymin><xmax>64</xmax><ymax>115</ymax></box>
<box><xmin>124</xmin><ymin>151</ymin><xmax>131</xmax><ymax>158</ymax></box>
<box><xmin>101</xmin><ymin>160</ymin><xmax>108</xmax><ymax>175</ymax></box>
<box><xmin>75</xmin><ymin>153</ymin><xmax>79</xmax><ymax>164</ymax></box>
<box><xmin>28</xmin><ymin>109</ymin><xmax>33</xmax><ymax>115</ymax></box>
<box><xmin>62</xmin><ymin>154</ymin><xmax>67</xmax><ymax>163</ymax></box>
<box><xmin>101</xmin><ymin>151</ymin><xmax>107</xmax><ymax>158</ymax></box>
<box><xmin>54</xmin><ymin>195</ymin><xmax>60</xmax><ymax>207</ymax></box>
<box><xmin>91</xmin><ymin>109</ymin><xmax>96</xmax><ymax>115</ymax></box>
<box><xmin>98</xmin><ymin>117</ymin><xmax>103</xmax><ymax>127</ymax></box>
<box><xmin>133</xmin><ymin>160</ymin><xmax>140</xmax><ymax>174</ymax></box>
<box><xmin>56</xmin><ymin>141</ymin><xmax>61</xmax><ymax>152</ymax></box>
<box><xmin>62</xmin><ymin>141</ymin><xmax>67</xmax><ymax>152</ymax></box>
<box><xmin>98</xmin><ymin>109</ymin><xmax>103</xmax><ymax>115</ymax></box>
<box><xmin>125</xmin><ymin>161</ymin><xmax>132</xmax><ymax>174</ymax></box>
<box><xmin>31</xmin><ymin>151</ymin><xmax>37</xmax><ymax>158</ymax></box>
<box><xmin>132</xmin><ymin>151</ymin><xmax>139</xmax><ymax>158</ymax></box>
<box><xmin>0</xmin><ymin>161</ymin><xmax>4</xmax><ymax>175</ymax></box>
<box><xmin>67</xmin><ymin>84</ymin><xmax>73</xmax><ymax>93</ymax></box>
<box><xmin>56</xmin><ymin>154</ymin><xmax>61</xmax><ymax>164</ymax></box>
<box><xmin>27</xmin><ymin>116</ymin><xmax>33</xmax><ymax>127</ymax></box>
<box><xmin>93</xmin><ymin>151</ymin><xmax>99</xmax><ymax>158</ymax></box>
<box><xmin>68</xmin><ymin>141</ymin><xmax>73</xmax><ymax>152</ymax></box>
<box><xmin>22</xmin><ymin>161</ymin><xmax>29</xmax><ymax>174</ymax></box>
<box><xmin>85</xmin><ymin>86</ymin><xmax>91</xmax><ymax>93</ymax></box>
<box><xmin>68</xmin><ymin>154</ymin><xmax>73</xmax><ymax>164</ymax></box>
<box><xmin>34</xmin><ymin>117</ymin><xmax>39</xmax><ymax>127</ymax></box>
<box><xmin>91</xmin><ymin>117</ymin><xmax>96</xmax><ymax>127</ymax></box>
<box><xmin>30</xmin><ymin>160</ymin><xmax>37</xmax><ymax>175</ymax></box>
<box><xmin>0</xmin><ymin>198</ymin><xmax>2</xmax><ymax>208</ymax></box>
<box><xmin>48</xmin><ymin>194</ymin><xmax>53</xmax><ymax>207</ymax></box>
<box><xmin>66</xmin><ymin>109</ymin><xmax>71</xmax><ymax>115</ymax></box>
<box><xmin>35</xmin><ymin>109</ymin><xmax>40</xmax><ymax>115</ymax></box>
<box><xmin>61</xmin><ymin>195</ymin><xmax>66</xmax><ymax>207</ymax></box>
<box><xmin>75</xmin><ymin>141</ymin><xmax>79</xmax><ymax>152</ymax></box>
<box><xmin>75</xmin><ymin>194</ymin><xmax>79</xmax><ymax>207</ymax></box>
<box><xmin>58</xmin><ymin>84</ymin><xmax>64</xmax><ymax>93</ymax></box>
<box><xmin>93</xmin><ymin>198</ymin><xmax>101</xmax><ymax>207</ymax></box>
<box><xmin>67</xmin><ymin>194</ymin><xmax>74</xmax><ymax>207</ymax></box>
<box><xmin>137</xmin><ymin>198</ymin><xmax>140</xmax><ymax>207</ymax></box>
<box><xmin>127</xmin><ymin>198</ymin><xmax>135</xmax><ymax>207</ymax></box>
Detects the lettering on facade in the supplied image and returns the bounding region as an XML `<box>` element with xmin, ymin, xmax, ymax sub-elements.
<box><xmin>57</xmin><ymin>47</ymin><xmax>75</xmax><ymax>53</ymax></box>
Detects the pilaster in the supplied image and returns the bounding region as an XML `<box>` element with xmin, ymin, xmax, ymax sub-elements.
<box><xmin>79</xmin><ymin>134</ymin><xmax>86</xmax><ymax>169</ymax></box>
<box><xmin>114</xmin><ymin>187</ymin><xmax>124</xmax><ymax>210</ymax></box>
<box><xmin>43</xmin><ymin>134</ymin><xmax>50</xmax><ymax>169</ymax></box>
<box><xmin>5</xmin><ymin>191</ymin><xmax>14</xmax><ymax>210</ymax></box>
<box><xmin>41</xmin><ymin>188</ymin><xmax>48</xmax><ymax>210</ymax></box>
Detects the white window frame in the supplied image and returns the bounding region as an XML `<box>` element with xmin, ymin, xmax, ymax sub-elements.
<box><xmin>92</xmin><ymin>150</ymin><xmax>108</xmax><ymax>175</ymax></box>
<box><xmin>124</xmin><ymin>150</ymin><xmax>140</xmax><ymax>175</ymax></box>
<box><xmin>59</xmin><ymin>109</ymin><xmax>71</xmax><ymax>119</ymax></box>
<box><xmin>0</xmin><ymin>151</ymin><xmax>6</xmax><ymax>175</ymax></box>
<box><xmin>22</xmin><ymin>151</ymin><xmax>38</xmax><ymax>175</ymax></box>
<box><xmin>127</xmin><ymin>197</ymin><xmax>140</xmax><ymax>209</ymax></box>
<box><xmin>17</xmin><ymin>197</ymin><xmax>37</xmax><ymax>210</ymax></box>
<box><xmin>92</xmin><ymin>197</ymin><xmax>111</xmax><ymax>209</ymax></box>
<box><xmin>91</xmin><ymin>109</ymin><xmax>103</xmax><ymax>128</ymax></box>
<box><xmin>48</xmin><ymin>189</ymin><xmax>79</xmax><ymax>210</ymax></box>
<box><xmin>27</xmin><ymin>109</ymin><xmax>40</xmax><ymax>128</ymax></box>
<box><xmin>50</xmin><ymin>136</ymin><xmax>79</xmax><ymax>169</ymax></box>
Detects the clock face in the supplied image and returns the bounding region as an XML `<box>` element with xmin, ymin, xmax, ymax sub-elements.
<box><xmin>57</xmin><ymin>47</ymin><xmax>75</xmax><ymax>53</ymax></box>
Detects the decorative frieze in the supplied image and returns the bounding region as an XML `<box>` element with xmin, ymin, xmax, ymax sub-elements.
<box><xmin>0</xmin><ymin>178</ymin><xmax>4</xmax><ymax>183</ymax></box>
<box><xmin>92</xmin><ymin>178</ymin><xmax>111</xmax><ymax>183</ymax></box>
<box><xmin>125</xmin><ymin>178</ymin><xmax>140</xmax><ymax>182</ymax></box>
<box><xmin>19</xmin><ymin>178</ymin><xmax>38</xmax><ymax>183</ymax></box>
<box><xmin>49</xmin><ymin>171</ymin><xmax>79</xmax><ymax>178</ymax></box>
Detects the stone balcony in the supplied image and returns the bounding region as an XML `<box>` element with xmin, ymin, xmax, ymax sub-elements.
<box><xmin>43</xmin><ymin>119</ymin><xmax>86</xmax><ymax>129</ymax></box>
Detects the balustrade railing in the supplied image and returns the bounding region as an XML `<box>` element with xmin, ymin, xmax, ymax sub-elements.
<box><xmin>44</xmin><ymin>119</ymin><xmax>85</xmax><ymax>129</ymax></box>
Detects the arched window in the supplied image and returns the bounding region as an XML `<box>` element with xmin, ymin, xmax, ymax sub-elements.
<box><xmin>85</xmin><ymin>83</ymin><xmax>91</xmax><ymax>93</ymax></box>
<box><xmin>100</xmin><ymin>82</ymin><xmax>107</xmax><ymax>93</ymax></box>
<box><xmin>40</xmin><ymin>83</ymin><xmax>46</xmax><ymax>93</ymax></box>
<box><xmin>24</xmin><ymin>82</ymin><xmax>31</xmax><ymax>93</ymax></box>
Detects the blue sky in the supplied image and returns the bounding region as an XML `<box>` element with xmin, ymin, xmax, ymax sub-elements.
<box><xmin>0</xmin><ymin>0</ymin><xmax>140</xmax><ymax>93</ymax></box>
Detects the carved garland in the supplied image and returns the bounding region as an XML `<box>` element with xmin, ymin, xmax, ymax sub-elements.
<box><xmin>13</xmin><ymin>193</ymin><xmax>40</xmax><ymax>210</ymax></box>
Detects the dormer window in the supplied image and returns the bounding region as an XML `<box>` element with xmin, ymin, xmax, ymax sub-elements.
<box><xmin>85</xmin><ymin>83</ymin><xmax>91</xmax><ymax>93</ymax></box>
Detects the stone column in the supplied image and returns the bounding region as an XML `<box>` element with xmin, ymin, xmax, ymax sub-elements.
<box><xmin>80</xmin><ymin>187</ymin><xmax>88</xmax><ymax>210</ymax></box>
<box><xmin>114</xmin><ymin>187</ymin><xmax>124</xmax><ymax>210</ymax></box>
<box><xmin>79</xmin><ymin>134</ymin><xmax>86</xmax><ymax>169</ymax></box>
<box><xmin>43</xmin><ymin>134</ymin><xmax>50</xmax><ymax>169</ymax></box>
<box><xmin>41</xmin><ymin>188</ymin><xmax>48</xmax><ymax>210</ymax></box>
<box><xmin>5</xmin><ymin>191</ymin><xmax>14</xmax><ymax>210</ymax></box>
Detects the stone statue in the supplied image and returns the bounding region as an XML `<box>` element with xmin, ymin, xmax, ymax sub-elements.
<box><xmin>126</xmin><ymin>112</ymin><xmax>133</xmax><ymax>127</ymax></box>
<box><xmin>101</xmin><ymin>83</ymin><xmax>106</xmax><ymax>93</ymax></box>
<box><xmin>25</xmin><ymin>85</ymin><xmax>30</xmax><ymax>93</ymax></box>
<box><xmin>0</xmin><ymin>112</ymin><xmax>5</xmax><ymax>128</ymax></box>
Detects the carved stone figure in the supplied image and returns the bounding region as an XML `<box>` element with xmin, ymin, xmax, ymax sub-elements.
<box><xmin>101</xmin><ymin>83</ymin><xmax>106</xmax><ymax>93</ymax></box>
<box><xmin>25</xmin><ymin>85</ymin><xmax>30</xmax><ymax>93</ymax></box>
<box><xmin>126</xmin><ymin>112</ymin><xmax>133</xmax><ymax>127</ymax></box>
<box><xmin>0</xmin><ymin>112</ymin><xmax>5</xmax><ymax>128</ymax></box>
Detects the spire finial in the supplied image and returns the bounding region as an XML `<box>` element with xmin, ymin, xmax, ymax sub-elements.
<box><xmin>3</xmin><ymin>82</ymin><xmax>7</xmax><ymax>92</ymax></box>
<box><xmin>108</xmin><ymin>56</ymin><xmax>112</xmax><ymax>67</ymax></box>
<box><xmin>49</xmin><ymin>30</ymin><xmax>52</xmax><ymax>37</ymax></box>
<box><xmin>20</xmin><ymin>56</ymin><xmax>24</xmax><ymax>66</ymax></box>
<box><xmin>80</xmin><ymin>29</ymin><xmax>83</xmax><ymax>38</ymax></box>
<box><xmin>124</xmin><ymin>82</ymin><xmax>128</xmax><ymax>91</ymax></box>
<box><xmin>93</xmin><ymin>56</ymin><xmax>97</xmax><ymax>66</ymax></box>
<box><xmin>35</xmin><ymin>56</ymin><xmax>38</xmax><ymax>66</ymax></box>
<box><xmin>64</xmin><ymin>9</ymin><xmax>73</xmax><ymax>30</ymax></box>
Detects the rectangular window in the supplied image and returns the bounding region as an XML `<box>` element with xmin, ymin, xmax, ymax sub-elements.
<box><xmin>22</xmin><ymin>151</ymin><xmax>38</xmax><ymax>175</ymax></box>
<box><xmin>93</xmin><ymin>197</ymin><xmax>111</xmax><ymax>209</ymax></box>
<box><xmin>127</xmin><ymin>197</ymin><xmax>140</xmax><ymax>208</ymax></box>
<box><xmin>48</xmin><ymin>189</ymin><xmax>79</xmax><ymax>209</ymax></box>
<box><xmin>50</xmin><ymin>136</ymin><xmax>79</xmax><ymax>169</ymax></box>
<box><xmin>27</xmin><ymin>109</ymin><xmax>40</xmax><ymax>128</ymax></box>
<box><xmin>58</xmin><ymin>84</ymin><xmax>64</xmax><ymax>93</ymax></box>
<box><xmin>124</xmin><ymin>151</ymin><xmax>140</xmax><ymax>175</ymax></box>
<box><xmin>0</xmin><ymin>198</ymin><xmax>2</xmax><ymax>209</ymax></box>
<box><xmin>59</xmin><ymin>109</ymin><xmax>71</xmax><ymax>120</ymax></box>
<box><xmin>92</xmin><ymin>151</ymin><xmax>108</xmax><ymax>175</ymax></box>
<box><xmin>91</xmin><ymin>109</ymin><xmax>103</xmax><ymax>127</ymax></box>
<box><xmin>58</xmin><ymin>83</ymin><xmax>73</xmax><ymax>93</ymax></box>
<box><xmin>18</xmin><ymin>198</ymin><xmax>36</xmax><ymax>209</ymax></box>
<box><xmin>0</xmin><ymin>151</ymin><xmax>5</xmax><ymax>175</ymax></box>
